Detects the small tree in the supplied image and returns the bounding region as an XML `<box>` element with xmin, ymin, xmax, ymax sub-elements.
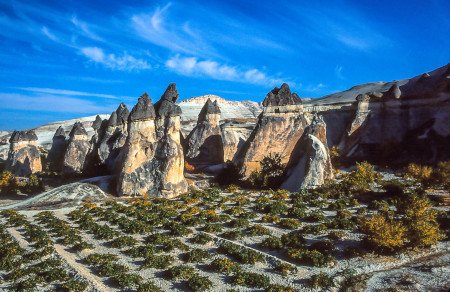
<box><xmin>248</xmin><ymin>153</ymin><xmax>285</xmax><ymax>189</ymax></box>
<box><xmin>343</xmin><ymin>162</ymin><xmax>380</xmax><ymax>192</ymax></box>
<box><xmin>360</xmin><ymin>214</ymin><xmax>407</xmax><ymax>252</ymax></box>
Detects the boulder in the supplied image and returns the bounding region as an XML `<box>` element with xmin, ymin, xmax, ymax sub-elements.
<box><xmin>185</xmin><ymin>99</ymin><xmax>224</xmax><ymax>165</ymax></box>
<box><xmin>47</xmin><ymin>126</ymin><xmax>67</xmax><ymax>172</ymax></box>
<box><xmin>62</xmin><ymin>122</ymin><xmax>91</xmax><ymax>175</ymax></box>
<box><xmin>234</xmin><ymin>83</ymin><xmax>308</xmax><ymax>176</ymax></box>
<box><xmin>282</xmin><ymin>115</ymin><xmax>333</xmax><ymax>191</ymax></box>
<box><xmin>6</xmin><ymin>130</ymin><xmax>42</xmax><ymax>176</ymax></box>
<box><xmin>117</xmin><ymin>83</ymin><xmax>188</xmax><ymax>198</ymax></box>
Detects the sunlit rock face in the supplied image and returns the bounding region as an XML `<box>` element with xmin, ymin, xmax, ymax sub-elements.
<box><xmin>185</xmin><ymin>98</ymin><xmax>224</xmax><ymax>165</ymax></box>
<box><xmin>96</xmin><ymin>103</ymin><xmax>129</xmax><ymax>172</ymax></box>
<box><xmin>340</xmin><ymin>63</ymin><xmax>450</xmax><ymax>164</ymax></box>
<box><xmin>117</xmin><ymin>83</ymin><xmax>188</xmax><ymax>198</ymax></box>
<box><xmin>62</xmin><ymin>122</ymin><xmax>91</xmax><ymax>175</ymax></box>
<box><xmin>47</xmin><ymin>126</ymin><xmax>67</xmax><ymax>172</ymax></box>
<box><xmin>221</xmin><ymin>121</ymin><xmax>255</xmax><ymax>162</ymax></box>
<box><xmin>6</xmin><ymin>130</ymin><xmax>42</xmax><ymax>176</ymax></box>
<box><xmin>282</xmin><ymin>114</ymin><xmax>334</xmax><ymax>191</ymax></box>
<box><xmin>234</xmin><ymin>83</ymin><xmax>309</xmax><ymax>177</ymax></box>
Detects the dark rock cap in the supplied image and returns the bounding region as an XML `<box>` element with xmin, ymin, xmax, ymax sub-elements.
<box><xmin>69</xmin><ymin>122</ymin><xmax>88</xmax><ymax>137</ymax></box>
<box><xmin>108</xmin><ymin>103</ymin><xmax>130</xmax><ymax>126</ymax></box>
<box><xmin>92</xmin><ymin>115</ymin><xmax>103</xmax><ymax>130</ymax></box>
<box><xmin>129</xmin><ymin>93</ymin><xmax>156</xmax><ymax>122</ymax></box>
<box><xmin>155</xmin><ymin>83</ymin><xmax>182</xmax><ymax>117</ymax></box>
<box><xmin>262</xmin><ymin>83</ymin><xmax>302</xmax><ymax>107</ymax></box>
<box><xmin>53</xmin><ymin>126</ymin><xmax>66</xmax><ymax>138</ymax></box>
<box><xmin>198</xmin><ymin>99</ymin><xmax>221</xmax><ymax>122</ymax></box>
<box><xmin>386</xmin><ymin>84</ymin><xmax>401</xmax><ymax>99</ymax></box>
<box><xmin>9</xmin><ymin>130</ymin><xmax>38</xmax><ymax>143</ymax></box>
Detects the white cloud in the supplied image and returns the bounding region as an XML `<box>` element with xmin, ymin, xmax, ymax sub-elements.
<box><xmin>166</xmin><ymin>55</ymin><xmax>284</xmax><ymax>86</ymax></box>
<box><xmin>41</xmin><ymin>26</ymin><xmax>58</xmax><ymax>41</ymax></box>
<box><xmin>71</xmin><ymin>16</ymin><xmax>102</xmax><ymax>41</ymax></box>
<box><xmin>80</xmin><ymin>47</ymin><xmax>151</xmax><ymax>71</ymax></box>
<box><xmin>19</xmin><ymin>87</ymin><xmax>120</xmax><ymax>99</ymax></box>
<box><xmin>0</xmin><ymin>93</ymin><xmax>109</xmax><ymax>114</ymax></box>
<box><xmin>335</xmin><ymin>65</ymin><xmax>344</xmax><ymax>79</ymax></box>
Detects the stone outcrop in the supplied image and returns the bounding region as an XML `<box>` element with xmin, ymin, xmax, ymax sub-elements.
<box><xmin>221</xmin><ymin>121</ymin><xmax>255</xmax><ymax>162</ymax></box>
<box><xmin>117</xmin><ymin>84</ymin><xmax>188</xmax><ymax>198</ymax></box>
<box><xmin>47</xmin><ymin>126</ymin><xmax>67</xmax><ymax>172</ymax></box>
<box><xmin>62</xmin><ymin>122</ymin><xmax>90</xmax><ymax>175</ymax></box>
<box><xmin>97</xmin><ymin>103</ymin><xmax>129</xmax><ymax>171</ymax></box>
<box><xmin>282</xmin><ymin>115</ymin><xmax>333</xmax><ymax>191</ymax></box>
<box><xmin>340</xmin><ymin>64</ymin><xmax>450</xmax><ymax>163</ymax></box>
<box><xmin>185</xmin><ymin>99</ymin><xmax>223</xmax><ymax>165</ymax></box>
<box><xmin>6</xmin><ymin>130</ymin><xmax>42</xmax><ymax>176</ymax></box>
<box><xmin>234</xmin><ymin>83</ymin><xmax>308</xmax><ymax>176</ymax></box>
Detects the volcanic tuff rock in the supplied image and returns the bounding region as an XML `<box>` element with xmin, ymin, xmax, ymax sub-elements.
<box><xmin>117</xmin><ymin>84</ymin><xmax>188</xmax><ymax>198</ymax></box>
<box><xmin>62</xmin><ymin>122</ymin><xmax>91</xmax><ymax>175</ymax></box>
<box><xmin>235</xmin><ymin>83</ymin><xmax>308</xmax><ymax>177</ymax></box>
<box><xmin>185</xmin><ymin>99</ymin><xmax>224</xmax><ymax>165</ymax></box>
<box><xmin>339</xmin><ymin>64</ymin><xmax>450</xmax><ymax>163</ymax></box>
<box><xmin>96</xmin><ymin>103</ymin><xmax>129</xmax><ymax>171</ymax></box>
<box><xmin>282</xmin><ymin>115</ymin><xmax>333</xmax><ymax>191</ymax></box>
<box><xmin>47</xmin><ymin>126</ymin><xmax>67</xmax><ymax>172</ymax></box>
<box><xmin>221</xmin><ymin>121</ymin><xmax>256</xmax><ymax>162</ymax></box>
<box><xmin>6</xmin><ymin>130</ymin><xmax>42</xmax><ymax>176</ymax></box>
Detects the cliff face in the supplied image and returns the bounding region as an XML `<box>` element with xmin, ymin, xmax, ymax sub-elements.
<box><xmin>62</xmin><ymin>122</ymin><xmax>90</xmax><ymax>175</ymax></box>
<box><xmin>117</xmin><ymin>84</ymin><xmax>188</xmax><ymax>198</ymax></box>
<box><xmin>339</xmin><ymin>64</ymin><xmax>450</xmax><ymax>164</ymax></box>
<box><xmin>221</xmin><ymin>121</ymin><xmax>255</xmax><ymax>162</ymax></box>
<box><xmin>97</xmin><ymin>103</ymin><xmax>129</xmax><ymax>171</ymax></box>
<box><xmin>235</xmin><ymin>83</ymin><xmax>309</xmax><ymax>177</ymax></box>
<box><xmin>282</xmin><ymin>115</ymin><xmax>333</xmax><ymax>191</ymax></box>
<box><xmin>185</xmin><ymin>99</ymin><xmax>223</xmax><ymax>165</ymax></box>
<box><xmin>47</xmin><ymin>126</ymin><xmax>67</xmax><ymax>172</ymax></box>
<box><xmin>6</xmin><ymin>130</ymin><xmax>42</xmax><ymax>176</ymax></box>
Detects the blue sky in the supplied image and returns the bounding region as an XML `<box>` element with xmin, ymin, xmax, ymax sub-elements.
<box><xmin>0</xmin><ymin>0</ymin><xmax>449</xmax><ymax>130</ymax></box>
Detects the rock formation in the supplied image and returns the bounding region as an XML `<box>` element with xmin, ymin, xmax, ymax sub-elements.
<box><xmin>234</xmin><ymin>83</ymin><xmax>308</xmax><ymax>176</ymax></box>
<box><xmin>47</xmin><ymin>126</ymin><xmax>67</xmax><ymax>172</ymax></box>
<box><xmin>185</xmin><ymin>99</ymin><xmax>223</xmax><ymax>165</ymax></box>
<box><xmin>6</xmin><ymin>130</ymin><xmax>42</xmax><ymax>176</ymax></box>
<box><xmin>221</xmin><ymin>121</ymin><xmax>255</xmax><ymax>162</ymax></box>
<box><xmin>340</xmin><ymin>64</ymin><xmax>450</xmax><ymax>163</ymax></box>
<box><xmin>117</xmin><ymin>83</ymin><xmax>188</xmax><ymax>198</ymax></box>
<box><xmin>282</xmin><ymin>115</ymin><xmax>333</xmax><ymax>191</ymax></box>
<box><xmin>62</xmin><ymin>122</ymin><xmax>90</xmax><ymax>175</ymax></box>
<box><xmin>97</xmin><ymin>103</ymin><xmax>129</xmax><ymax>171</ymax></box>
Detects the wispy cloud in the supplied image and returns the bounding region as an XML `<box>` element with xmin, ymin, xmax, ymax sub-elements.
<box><xmin>80</xmin><ymin>47</ymin><xmax>151</xmax><ymax>71</ymax></box>
<box><xmin>131</xmin><ymin>3</ymin><xmax>215</xmax><ymax>57</ymax></box>
<box><xmin>71</xmin><ymin>16</ymin><xmax>103</xmax><ymax>41</ymax></box>
<box><xmin>335</xmin><ymin>65</ymin><xmax>344</xmax><ymax>80</ymax></box>
<box><xmin>0</xmin><ymin>93</ymin><xmax>109</xmax><ymax>114</ymax></box>
<box><xmin>41</xmin><ymin>26</ymin><xmax>58</xmax><ymax>42</ymax></box>
<box><xmin>165</xmin><ymin>55</ymin><xmax>285</xmax><ymax>86</ymax></box>
<box><xmin>18</xmin><ymin>87</ymin><xmax>121</xmax><ymax>99</ymax></box>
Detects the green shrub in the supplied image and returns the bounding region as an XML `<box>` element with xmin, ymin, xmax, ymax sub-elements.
<box><xmin>308</xmin><ymin>272</ymin><xmax>334</xmax><ymax>289</ymax></box>
<box><xmin>247</xmin><ymin>224</ymin><xmax>271</xmax><ymax>236</ymax></box>
<box><xmin>183</xmin><ymin>248</ymin><xmax>210</xmax><ymax>263</ymax></box>
<box><xmin>218</xmin><ymin>242</ymin><xmax>265</xmax><ymax>264</ymax></box>
<box><xmin>360</xmin><ymin>214</ymin><xmax>407</xmax><ymax>252</ymax></box>
<box><xmin>260</xmin><ymin>236</ymin><xmax>283</xmax><ymax>250</ymax></box>
<box><xmin>109</xmin><ymin>236</ymin><xmax>138</xmax><ymax>249</ymax></box>
<box><xmin>287</xmin><ymin>249</ymin><xmax>334</xmax><ymax>267</ymax></box>
<box><xmin>165</xmin><ymin>265</ymin><xmax>196</xmax><ymax>280</ymax></box>
<box><xmin>220</xmin><ymin>229</ymin><xmax>243</xmax><ymax>240</ymax></box>
<box><xmin>209</xmin><ymin>257</ymin><xmax>241</xmax><ymax>274</ymax></box>
<box><xmin>190</xmin><ymin>233</ymin><xmax>213</xmax><ymax>245</ymax></box>
<box><xmin>343</xmin><ymin>162</ymin><xmax>380</xmax><ymax>191</ymax></box>
<box><xmin>61</xmin><ymin>278</ymin><xmax>89</xmax><ymax>291</ymax></box>
<box><xmin>275</xmin><ymin>262</ymin><xmax>297</xmax><ymax>276</ymax></box>
<box><xmin>248</xmin><ymin>153</ymin><xmax>285</xmax><ymax>189</ymax></box>
<box><xmin>96</xmin><ymin>262</ymin><xmax>129</xmax><ymax>277</ymax></box>
<box><xmin>278</xmin><ymin>218</ymin><xmax>301</xmax><ymax>230</ymax></box>
<box><xmin>228</xmin><ymin>218</ymin><xmax>250</xmax><ymax>228</ymax></box>
<box><xmin>188</xmin><ymin>274</ymin><xmax>213</xmax><ymax>291</ymax></box>
<box><xmin>231</xmin><ymin>271</ymin><xmax>270</xmax><ymax>289</ymax></box>
<box><xmin>141</xmin><ymin>254</ymin><xmax>174</xmax><ymax>269</ymax></box>
<box><xmin>281</xmin><ymin>231</ymin><xmax>305</xmax><ymax>248</ymax></box>
<box><xmin>137</xmin><ymin>280</ymin><xmax>162</xmax><ymax>292</ymax></box>
<box><xmin>112</xmin><ymin>273</ymin><xmax>143</xmax><ymax>289</ymax></box>
<box><xmin>203</xmin><ymin>223</ymin><xmax>223</xmax><ymax>233</ymax></box>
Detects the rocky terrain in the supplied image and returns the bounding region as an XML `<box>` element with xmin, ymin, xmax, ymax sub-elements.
<box><xmin>0</xmin><ymin>64</ymin><xmax>449</xmax><ymax>292</ymax></box>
